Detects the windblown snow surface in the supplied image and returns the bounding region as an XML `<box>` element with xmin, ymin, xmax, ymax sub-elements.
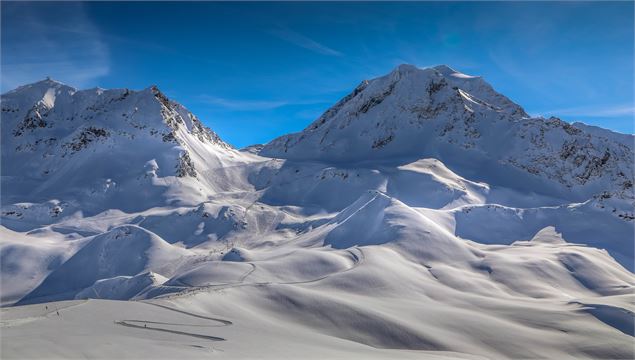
<box><xmin>1</xmin><ymin>65</ymin><xmax>634</xmax><ymax>359</ymax></box>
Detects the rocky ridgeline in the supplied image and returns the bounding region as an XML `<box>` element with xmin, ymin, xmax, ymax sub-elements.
<box><xmin>261</xmin><ymin>65</ymin><xmax>634</xmax><ymax>214</ymax></box>
<box><xmin>1</xmin><ymin>66</ymin><xmax>633</xmax><ymax>220</ymax></box>
<box><xmin>1</xmin><ymin>80</ymin><xmax>231</xmax><ymax>180</ymax></box>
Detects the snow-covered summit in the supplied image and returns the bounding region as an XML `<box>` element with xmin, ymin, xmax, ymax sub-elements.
<box><xmin>1</xmin><ymin>78</ymin><xmax>76</xmax><ymax>114</ymax></box>
<box><xmin>260</xmin><ymin>63</ymin><xmax>526</xmax><ymax>161</ymax></box>
<box><xmin>260</xmin><ymin>64</ymin><xmax>634</xmax><ymax>206</ymax></box>
<box><xmin>3</xmin><ymin>77</ymin><xmax>74</xmax><ymax>95</ymax></box>
<box><xmin>1</xmin><ymin>80</ymin><xmax>250</xmax><ymax>214</ymax></box>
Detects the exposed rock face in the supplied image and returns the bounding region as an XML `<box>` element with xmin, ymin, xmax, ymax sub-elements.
<box><xmin>175</xmin><ymin>151</ymin><xmax>197</xmax><ymax>178</ymax></box>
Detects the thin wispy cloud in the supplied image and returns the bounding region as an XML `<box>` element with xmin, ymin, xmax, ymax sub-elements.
<box><xmin>198</xmin><ymin>95</ymin><xmax>288</xmax><ymax>111</ymax></box>
<box><xmin>198</xmin><ymin>94</ymin><xmax>333</xmax><ymax>112</ymax></box>
<box><xmin>269</xmin><ymin>28</ymin><xmax>343</xmax><ymax>57</ymax></box>
<box><xmin>1</xmin><ymin>3</ymin><xmax>110</xmax><ymax>91</ymax></box>
<box><xmin>535</xmin><ymin>104</ymin><xmax>635</xmax><ymax>118</ymax></box>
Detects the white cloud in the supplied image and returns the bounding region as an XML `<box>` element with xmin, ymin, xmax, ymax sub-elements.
<box><xmin>535</xmin><ymin>104</ymin><xmax>635</xmax><ymax>118</ymax></box>
<box><xmin>198</xmin><ymin>95</ymin><xmax>288</xmax><ymax>111</ymax></box>
<box><xmin>197</xmin><ymin>94</ymin><xmax>332</xmax><ymax>112</ymax></box>
<box><xmin>269</xmin><ymin>28</ymin><xmax>342</xmax><ymax>57</ymax></box>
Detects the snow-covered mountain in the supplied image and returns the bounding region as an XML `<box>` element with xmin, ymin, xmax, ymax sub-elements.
<box><xmin>262</xmin><ymin>64</ymin><xmax>634</xmax><ymax>204</ymax></box>
<box><xmin>1</xmin><ymin>79</ymin><xmax>255</xmax><ymax>215</ymax></box>
<box><xmin>2</xmin><ymin>66</ymin><xmax>634</xmax><ymax>359</ymax></box>
<box><xmin>258</xmin><ymin>64</ymin><xmax>634</xmax><ymax>267</ymax></box>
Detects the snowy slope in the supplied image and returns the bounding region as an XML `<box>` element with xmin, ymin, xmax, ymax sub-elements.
<box><xmin>16</xmin><ymin>225</ymin><xmax>191</xmax><ymax>305</ymax></box>
<box><xmin>1</xmin><ymin>68</ymin><xmax>634</xmax><ymax>359</ymax></box>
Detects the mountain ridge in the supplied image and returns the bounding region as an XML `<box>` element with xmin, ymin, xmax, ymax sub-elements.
<box><xmin>1</xmin><ymin>78</ymin><xmax>253</xmax><ymax>214</ymax></box>
<box><xmin>260</xmin><ymin>64</ymin><xmax>634</xmax><ymax>208</ymax></box>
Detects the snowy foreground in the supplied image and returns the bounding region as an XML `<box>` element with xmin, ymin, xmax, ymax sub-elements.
<box><xmin>1</xmin><ymin>65</ymin><xmax>634</xmax><ymax>359</ymax></box>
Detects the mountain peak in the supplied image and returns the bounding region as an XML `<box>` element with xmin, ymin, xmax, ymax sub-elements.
<box><xmin>31</xmin><ymin>77</ymin><xmax>67</xmax><ymax>88</ymax></box>
<box><xmin>432</xmin><ymin>64</ymin><xmax>477</xmax><ymax>79</ymax></box>
<box><xmin>432</xmin><ymin>64</ymin><xmax>455</xmax><ymax>73</ymax></box>
<box><xmin>263</xmin><ymin>64</ymin><xmax>528</xmax><ymax>161</ymax></box>
<box><xmin>3</xmin><ymin>77</ymin><xmax>76</xmax><ymax>97</ymax></box>
<box><xmin>260</xmin><ymin>64</ymin><xmax>632</xmax><ymax>204</ymax></box>
<box><xmin>33</xmin><ymin>77</ymin><xmax>60</xmax><ymax>85</ymax></box>
<box><xmin>147</xmin><ymin>84</ymin><xmax>162</xmax><ymax>95</ymax></box>
<box><xmin>389</xmin><ymin>64</ymin><xmax>477</xmax><ymax>81</ymax></box>
<box><xmin>391</xmin><ymin>63</ymin><xmax>420</xmax><ymax>74</ymax></box>
<box><xmin>1</xmin><ymin>79</ymin><xmax>241</xmax><ymax>214</ymax></box>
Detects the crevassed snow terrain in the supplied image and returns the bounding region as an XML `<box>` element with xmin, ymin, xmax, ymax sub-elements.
<box><xmin>1</xmin><ymin>65</ymin><xmax>633</xmax><ymax>359</ymax></box>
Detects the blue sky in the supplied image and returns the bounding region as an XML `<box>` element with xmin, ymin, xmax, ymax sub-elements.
<box><xmin>2</xmin><ymin>2</ymin><xmax>633</xmax><ymax>147</ymax></box>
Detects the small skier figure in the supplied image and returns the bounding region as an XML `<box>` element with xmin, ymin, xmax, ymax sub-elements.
<box><xmin>56</xmin><ymin>311</ymin><xmax>60</xmax><ymax>316</ymax></box>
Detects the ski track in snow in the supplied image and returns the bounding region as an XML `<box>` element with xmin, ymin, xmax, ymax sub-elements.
<box><xmin>113</xmin><ymin>249</ymin><xmax>364</xmax><ymax>347</ymax></box>
<box><xmin>115</xmin><ymin>301</ymin><xmax>231</xmax><ymax>342</ymax></box>
<box><xmin>0</xmin><ymin>300</ymin><xmax>88</xmax><ymax>328</ymax></box>
<box><xmin>157</xmin><ymin>247</ymin><xmax>364</xmax><ymax>300</ymax></box>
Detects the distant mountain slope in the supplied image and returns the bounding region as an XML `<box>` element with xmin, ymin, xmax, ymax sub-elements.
<box><xmin>1</xmin><ymin>79</ymin><xmax>256</xmax><ymax>215</ymax></box>
<box><xmin>261</xmin><ymin>65</ymin><xmax>634</xmax><ymax>208</ymax></box>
